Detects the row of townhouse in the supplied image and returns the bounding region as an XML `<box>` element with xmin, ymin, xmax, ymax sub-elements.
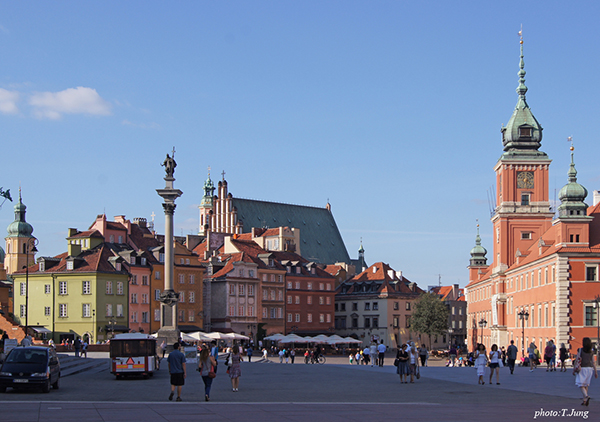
<box><xmin>197</xmin><ymin>227</ymin><xmax>337</xmax><ymax>340</ymax></box>
<box><xmin>8</xmin><ymin>210</ymin><xmax>205</xmax><ymax>343</ymax></box>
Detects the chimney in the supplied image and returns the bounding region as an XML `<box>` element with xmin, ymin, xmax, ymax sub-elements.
<box><xmin>594</xmin><ymin>190</ymin><xmax>600</xmax><ymax>206</ymax></box>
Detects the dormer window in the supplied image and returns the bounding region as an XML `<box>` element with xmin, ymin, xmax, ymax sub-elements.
<box><xmin>519</xmin><ymin>126</ymin><xmax>532</xmax><ymax>137</ymax></box>
<box><xmin>39</xmin><ymin>260</ymin><xmax>45</xmax><ymax>272</ymax></box>
<box><xmin>66</xmin><ymin>260</ymin><xmax>73</xmax><ymax>270</ymax></box>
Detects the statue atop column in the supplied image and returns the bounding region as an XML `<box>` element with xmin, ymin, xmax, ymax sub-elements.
<box><xmin>161</xmin><ymin>149</ymin><xmax>177</xmax><ymax>179</ymax></box>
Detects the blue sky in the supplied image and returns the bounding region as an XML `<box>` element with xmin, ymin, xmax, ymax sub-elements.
<box><xmin>2</xmin><ymin>1</ymin><xmax>600</xmax><ymax>288</ymax></box>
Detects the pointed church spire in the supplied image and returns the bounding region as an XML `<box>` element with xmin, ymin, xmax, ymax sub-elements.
<box><xmin>501</xmin><ymin>29</ymin><xmax>545</xmax><ymax>157</ymax></box>
<box><xmin>517</xmin><ymin>38</ymin><xmax>528</xmax><ymax>98</ymax></box>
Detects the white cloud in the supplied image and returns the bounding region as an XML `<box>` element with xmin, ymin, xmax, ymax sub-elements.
<box><xmin>29</xmin><ymin>87</ymin><xmax>112</xmax><ymax>120</ymax></box>
<box><xmin>122</xmin><ymin>119</ymin><xmax>160</xmax><ymax>130</ymax></box>
<box><xmin>0</xmin><ymin>88</ymin><xmax>20</xmax><ymax>114</ymax></box>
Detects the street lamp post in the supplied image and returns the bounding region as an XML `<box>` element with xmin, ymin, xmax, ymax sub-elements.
<box><xmin>24</xmin><ymin>238</ymin><xmax>39</xmax><ymax>337</ymax></box>
<box><xmin>518</xmin><ymin>310</ymin><xmax>529</xmax><ymax>359</ymax></box>
<box><xmin>594</xmin><ymin>296</ymin><xmax>600</xmax><ymax>355</ymax></box>
<box><xmin>92</xmin><ymin>309</ymin><xmax>96</xmax><ymax>344</ymax></box>
<box><xmin>109</xmin><ymin>317</ymin><xmax>117</xmax><ymax>339</ymax></box>
<box><xmin>478</xmin><ymin>319</ymin><xmax>487</xmax><ymax>346</ymax></box>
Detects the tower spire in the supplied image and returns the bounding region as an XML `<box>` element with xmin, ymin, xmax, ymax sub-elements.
<box><xmin>558</xmin><ymin>141</ymin><xmax>589</xmax><ymax>219</ymax></box>
<box><xmin>517</xmin><ymin>32</ymin><xmax>528</xmax><ymax>99</ymax></box>
<box><xmin>500</xmin><ymin>27</ymin><xmax>545</xmax><ymax>156</ymax></box>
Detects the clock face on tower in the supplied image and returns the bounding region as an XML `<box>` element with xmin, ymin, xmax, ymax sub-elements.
<box><xmin>517</xmin><ymin>171</ymin><xmax>534</xmax><ymax>189</ymax></box>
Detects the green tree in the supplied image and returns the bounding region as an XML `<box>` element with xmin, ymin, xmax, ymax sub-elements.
<box><xmin>410</xmin><ymin>292</ymin><xmax>449</xmax><ymax>348</ymax></box>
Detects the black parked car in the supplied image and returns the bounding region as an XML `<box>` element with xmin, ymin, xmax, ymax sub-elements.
<box><xmin>0</xmin><ymin>346</ymin><xmax>60</xmax><ymax>393</ymax></box>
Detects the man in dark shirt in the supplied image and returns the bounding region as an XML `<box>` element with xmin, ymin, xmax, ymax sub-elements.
<box><xmin>167</xmin><ymin>342</ymin><xmax>186</xmax><ymax>401</ymax></box>
<box><xmin>506</xmin><ymin>340</ymin><xmax>518</xmax><ymax>374</ymax></box>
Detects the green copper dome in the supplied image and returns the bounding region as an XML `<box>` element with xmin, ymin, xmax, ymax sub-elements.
<box><xmin>200</xmin><ymin>172</ymin><xmax>215</xmax><ymax>207</ymax></box>
<box><xmin>500</xmin><ymin>41</ymin><xmax>547</xmax><ymax>160</ymax></box>
<box><xmin>558</xmin><ymin>151</ymin><xmax>588</xmax><ymax>218</ymax></box>
<box><xmin>469</xmin><ymin>226</ymin><xmax>487</xmax><ymax>266</ymax></box>
<box><xmin>6</xmin><ymin>192</ymin><xmax>34</xmax><ymax>237</ymax></box>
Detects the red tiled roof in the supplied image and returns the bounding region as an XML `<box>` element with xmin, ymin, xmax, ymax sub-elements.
<box><xmin>69</xmin><ymin>230</ymin><xmax>104</xmax><ymax>239</ymax></box>
<box><xmin>15</xmin><ymin>245</ymin><xmax>124</xmax><ymax>275</ymax></box>
<box><xmin>323</xmin><ymin>265</ymin><xmax>344</xmax><ymax>276</ymax></box>
<box><xmin>106</xmin><ymin>222</ymin><xmax>127</xmax><ymax>231</ymax></box>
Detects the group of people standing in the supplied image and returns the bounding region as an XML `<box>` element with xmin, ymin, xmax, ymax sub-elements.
<box><xmin>166</xmin><ymin>340</ymin><xmax>243</xmax><ymax>402</ymax></box>
<box><xmin>395</xmin><ymin>342</ymin><xmax>421</xmax><ymax>383</ymax></box>
<box><xmin>475</xmin><ymin>337</ymin><xmax>598</xmax><ymax>407</ymax></box>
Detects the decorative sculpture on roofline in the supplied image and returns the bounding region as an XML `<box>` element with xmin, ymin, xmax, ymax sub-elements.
<box><xmin>161</xmin><ymin>147</ymin><xmax>177</xmax><ymax>179</ymax></box>
<box><xmin>0</xmin><ymin>187</ymin><xmax>12</xmax><ymax>210</ymax></box>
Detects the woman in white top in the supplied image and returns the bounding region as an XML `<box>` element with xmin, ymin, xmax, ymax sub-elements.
<box><xmin>475</xmin><ymin>343</ymin><xmax>489</xmax><ymax>385</ymax></box>
<box><xmin>488</xmin><ymin>344</ymin><xmax>501</xmax><ymax>385</ymax></box>
<box><xmin>409</xmin><ymin>344</ymin><xmax>420</xmax><ymax>383</ymax></box>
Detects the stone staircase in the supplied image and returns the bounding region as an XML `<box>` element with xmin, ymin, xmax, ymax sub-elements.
<box><xmin>58</xmin><ymin>354</ymin><xmax>110</xmax><ymax>377</ymax></box>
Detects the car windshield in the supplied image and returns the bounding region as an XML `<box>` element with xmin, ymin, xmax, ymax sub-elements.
<box><xmin>6</xmin><ymin>349</ymin><xmax>47</xmax><ymax>364</ymax></box>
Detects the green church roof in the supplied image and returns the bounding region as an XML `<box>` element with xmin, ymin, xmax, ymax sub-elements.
<box><xmin>6</xmin><ymin>191</ymin><xmax>34</xmax><ymax>238</ymax></box>
<box><xmin>232</xmin><ymin>197</ymin><xmax>350</xmax><ymax>265</ymax></box>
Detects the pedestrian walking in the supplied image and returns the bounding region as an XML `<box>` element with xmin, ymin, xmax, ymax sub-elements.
<box><xmin>160</xmin><ymin>341</ymin><xmax>167</xmax><ymax>359</ymax></box>
<box><xmin>544</xmin><ymin>341</ymin><xmax>554</xmax><ymax>371</ymax></box>
<box><xmin>475</xmin><ymin>344</ymin><xmax>489</xmax><ymax>385</ymax></box>
<box><xmin>74</xmin><ymin>337</ymin><xmax>82</xmax><ymax>357</ymax></box>
<box><xmin>278</xmin><ymin>349</ymin><xmax>284</xmax><ymax>363</ymax></box>
<box><xmin>559</xmin><ymin>343</ymin><xmax>569</xmax><ymax>372</ymax></box>
<box><xmin>262</xmin><ymin>348</ymin><xmax>268</xmax><ymax>361</ymax></box>
<box><xmin>408</xmin><ymin>344</ymin><xmax>419</xmax><ymax>383</ymax></box>
<box><xmin>550</xmin><ymin>340</ymin><xmax>557</xmax><ymax>371</ymax></box>
<box><xmin>167</xmin><ymin>342</ymin><xmax>186</xmax><ymax>402</ymax></box>
<box><xmin>290</xmin><ymin>348</ymin><xmax>295</xmax><ymax>364</ymax></box>
<box><xmin>506</xmin><ymin>340</ymin><xmax>518</xmax><ymax>374</ymax></box>
<box><xmin>82</xmin><ymin>339</ymin><xmax>88</xmax><ymax>358</ymax></box>
<box><xmin>246</xmin><ymin>346</ymin><xmax>253</xmax><ymax>362</ymax></box>
<box><xmin>377</xmin><ymin>340</ymin><xmax>386</xmax><ymax>367</ymax></box>
<box><xmin>575</xmin><ymin>337</ymin><xmax>598</xmax><ymax>406</ymax></box>
<box><xmin>363</xmin><ymin>346</ymin><xmax>370</xmax><ymax>366</ymax></box>
<box><xmin>449</xmin><ymin>345</ymin><xmax>457</xmax><ymax>367</ymax></box>
<box><xmin>369</xmin><ymin>342</ymin><xmax>377</xmax><ymax>366</ymax></box>
<box><xmin>528</xmin><ymin>342</ymin><xmax>537</xmax><ymax>371</ymax></box>
<box><xmin>21</xmin><ymin>334</ymin><xmax>32</xmax><ymax>347</ymax></box>
<box><xmin>198</xmin><ymin>347</ymin><xmax>217</xmax><ymax>401</ymax></box>
<box><xmin>284</xmin><ymin>348</ymin><xmax>290</xmax><ymax>364</ymax></box>
<box><xmin>396</xmin><ymin>344</ymin><xmax>410</xmax><ymax>383</ymax></box>
<box><xmin>418</xmin><ymin>344</ymin><xmax>428</xmax><ymax>367</ymax></box>
<box><xmin>210</xmin><ymin>341</ymin><xmax>219</xmax><ymax>373</ymax></box>
<box><xmin>229</xmin><ymin>345</ymin><xmax>242</xmax><ymax>392</ymax></box>
<box><xmin>488</xmin><ymin>344</ymin><xmax>501</xmax><ymax>385</ymax></box>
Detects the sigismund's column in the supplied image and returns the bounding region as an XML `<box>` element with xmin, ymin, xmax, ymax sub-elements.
<box><xmin>156</xmin><ymin>149</ymin><xmax>183</xmax><ymax>346</ymax></box>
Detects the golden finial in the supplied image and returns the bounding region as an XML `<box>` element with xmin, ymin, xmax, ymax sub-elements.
<box><xmin>568</xmin><ymin>136</ymin><xmax>574</xmax><ymax>151</ymax></box>
<box><xmin>518</xmin><ymin>24</ymin><xmax>523</xmax><ymax>44</ymax></box>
